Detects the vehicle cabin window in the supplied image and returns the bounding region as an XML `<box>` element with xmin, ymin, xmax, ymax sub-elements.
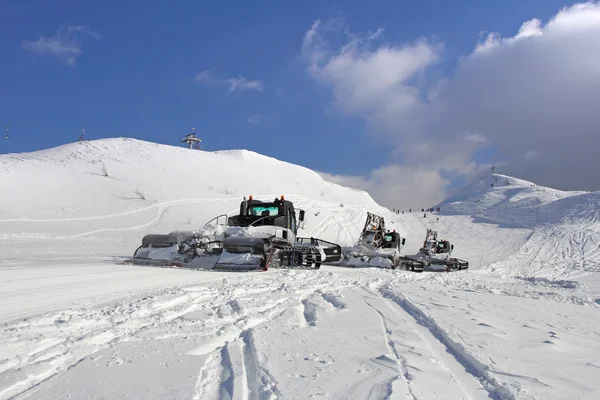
<box><xmin>249</xmin><ymin>206</ymin><xmax>279</xmax><ymax>216</ymax></box>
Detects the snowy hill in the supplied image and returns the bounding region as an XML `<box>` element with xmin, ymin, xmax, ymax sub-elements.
<box><xmin>1</xmin><ymin>138</ymin><xmax>597</xmax><ymax>279</ymax></box>
<box><xmin>430</xmin><ymin>173</ymin><xmax>600</xmax><ymax>277</ymax></box>
<box><xmin>0</xmin><ymin>137</ymin><xmax>403</xmax><ymax>322</ymax></box>
<box><xmin>1</xmin><ymin>138</ymin><xmax>599</xmax><ymax>400</ymax></box>
<box><xmin>0</xmin><ymin>138</ymin><xmax>397</xmax><ymax>258</ymax></box>
<box><xmin>0</xmin><ymin>137</ymin><xmax>380</xmax><ymax>220</ymax></box>
<box><xmin>436</xmin><ymin>173</ymin><xmax>589</xmax><ymax>225</ymax></box>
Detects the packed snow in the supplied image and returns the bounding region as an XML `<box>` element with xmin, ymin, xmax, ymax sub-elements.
<box><xmin>1</xmin><ymin>138</ymin><xmax>599</xmax><ymax>400</ymax></box>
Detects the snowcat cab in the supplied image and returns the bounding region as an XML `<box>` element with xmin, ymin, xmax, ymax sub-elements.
<box><xmin>382</xmin><ymin>231</ymin><xmax>404</xmax><ymax>250</ymax></box>
<box><xmin>227</xmin><ymin>196</ymin><xmax>301</xmax><ymax>235</ymax></box>
<box><xmin>339</xmin><ymin>212</ymin><xmax>412</xmax><ymax>269</ymax></box>
<box><xmin>125</xmin><ymin>195</ymin><xmax>341</xmax><ymax>271</ymax></box>
<box><xmin>402</xmin><ymin>229</ymin><xmax>468</xmax><ymax>272</ymax></box>
<box><xmin>434</xmin><ymin>239</ymin><xmax>452</xmax><ymax>254</ymax></box>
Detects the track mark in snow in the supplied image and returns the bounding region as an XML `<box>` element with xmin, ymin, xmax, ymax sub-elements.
<box><xmin>321</xmin><ymin>292</ymin><xmax>347</xmax><ymax>309</ymax></box>
<box><xmin>361</xmin><ymin>296</ymin><xmax>416</xmax><ymax>400</ymax></box>
<box><xmin>240</xmin><ymin>330</ymin><xmax>260</xmax><ymax>400</ymax></box>
<box><xmin>301</xmin><ymin>299</ymin><xmax>317</xmax><ymax>327</ymax></box>
<box><xmin>494</xmin><ymin>370</ymin><xmax>553</xmax><ymax>389</ymax></box>
<box><xmin>241</xmin><ymin>329</ymin><xmax>278</xmax><ymax>400</ymax></box>
<box><xmin>219</xmin><ymin>344</ymin><xmax>237</xmax><ymax>400</ymax></box>
<box><xmin>196</xmin><ymin>330</ymin><xmax>280</xmax><ymax>400</ymax></box>
<box><xmin>219</xmin><ymin>335</ymin><xmax>264</xmax><ymax>400</ymax></box>
<box><xmin>379</xmin><ymin>286</ymin><xmax>516</xmax><ymax>400</ymax></box>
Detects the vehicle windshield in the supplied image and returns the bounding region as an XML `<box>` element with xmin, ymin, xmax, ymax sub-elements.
<box><xmin>384</xmin><ymin>234</ymin><xmax>393</xmax><ymax>241</ymax></box>
<box><xmin>248</xmin><ymin>205</ymin><xmax>279</xmax><ymax>217</ymax></box>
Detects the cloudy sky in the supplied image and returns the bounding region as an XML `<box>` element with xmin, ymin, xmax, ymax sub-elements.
<box><xmin>1</xmin><ymin>0</ymin><xmax>598</xmax><ymax>208</ymax></box>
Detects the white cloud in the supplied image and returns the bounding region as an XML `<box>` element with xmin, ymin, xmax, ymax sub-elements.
<box><xmin>319</xmin><ymin>166</ymin><xmax>450</xmax><ymax>211</ymax></box>
<box><xmin>464</xmin><ymin>133</ymin><xmax>487</xmax><ymax>145</ymax></box>
<box><xmin>225</xmin><ymin>76</ymin><xmax>264</xmax><ymax>92</ymax></box>
<box><xmin>22</xmin><ymin>24</ymin><xmax>100</xmax><ymax>66</ymax></box>
<box><xmin>194</xmin><ymin>70</ymin><xmax>212</xmax><ymax>83</ymax></box>
<box><xmin>438</xmin><ymin>1</ymin><xmax>600</xmax><ymax>190</ymax></box>
<box><xmin>246</xmin><ymin>113</ymin><xmax>279</xmax><ymax>126</ymax></box>
<box><xmin>301</xmin><ymin>19</ymin><xmax>439</xmax><ymax>128</ymax></box>
<box><xmin>301</xmin><ymin>19</ymin><xmax>472</xmax><ymax>208</ymax></box>
<box><xmin>247</xmin><ymin>115</ymin><xmax>261</xmax><ymax>125</ymax></box>
<box><xmin>194</xmin><ymin>70</ymin><xmax>264</xmax><ymax>93</ymax></box>
<box><xmin>303</xmin><ymin>3</ymin><xmax>600</xmax><ymax>207</ymax></box>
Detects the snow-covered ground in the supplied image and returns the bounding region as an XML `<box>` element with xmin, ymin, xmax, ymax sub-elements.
<box><xmin>1</xmin><ymin>138</ymin><xmax>599</xmax><ymax>399</ymax></box>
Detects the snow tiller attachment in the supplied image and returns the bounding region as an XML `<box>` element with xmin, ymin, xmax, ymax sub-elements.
<box><xmin>339</xmin><ymin>212</ymin><xmax>415</xmax><ymax>270</ymax></box>
<box><xmin>125</xmin><ymin>196</ymin><xmax>342</xmax><ymax>272</ymax></box>
<box><xmin>401</xmin><ymin>229</ymin><xmax>469</xmax><ymax>272</ymax></box>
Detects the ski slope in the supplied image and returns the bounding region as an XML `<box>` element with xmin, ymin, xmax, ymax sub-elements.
<box><xmin>1</xmin><ymin>138</ymin><xmax>599</xmax><ymax>400</ymax></box>
<box><xmin>437</xmin><ymin>174</ymin><xmax>600</xmax><ymax>278</ymax></box>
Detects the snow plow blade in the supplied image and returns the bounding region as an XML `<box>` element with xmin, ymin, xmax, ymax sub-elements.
<box><xmin>401</xmin><ymin>256</ymin><xmax>468</xmax><ymax>272</ymax></box>
<box><xmin>212</xmin><ymin>236</ymin><xmax>269</xmax><ymax>271</ymax></box>
<box><xmin>340</xmin><ymin>248</ymin><xmax>403</xmax><ymax>269</ymax></box>
<box><xmin>121</xmin><ymin>258</ymin><xmax>188</xmax><ymax>269</ymax></box>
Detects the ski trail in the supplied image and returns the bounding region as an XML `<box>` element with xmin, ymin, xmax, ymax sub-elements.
<box><xmin>67</xmin><ymin>203</ymin><xmax>171</xmax><ymax>237</ymax></box>
<box><xmin>378</xmin><ymin>285</ymin><xmax>516</xmax><ymax>400</ymax></box>
<box><xmin>0</xmin><ymin>192</ymin><xmax>322</xmax><ymax>224</ymax></box>
<box><xmin>0</xmin><ymin>197</ymin><xmax>224</xmax><ymax>223</ymax></box>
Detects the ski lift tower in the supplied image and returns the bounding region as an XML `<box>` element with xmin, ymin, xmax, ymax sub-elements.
<box><xmin>180</xmin><ymin>128</ymin><xmax>202</xmax><ymax>150</ymax></box>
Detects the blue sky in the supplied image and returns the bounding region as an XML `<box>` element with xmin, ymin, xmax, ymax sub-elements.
<box><xmin>1</xmin><ymin>0</ymin><xmax>595</xmax><ymax>207</ymax></box>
